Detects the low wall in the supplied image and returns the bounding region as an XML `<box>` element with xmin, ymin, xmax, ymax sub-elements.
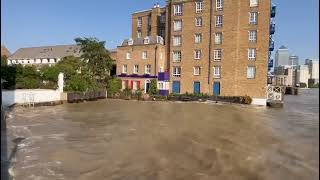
<box><xmin>2</xmin><ymin>89</ymin><xmax>62</xmax><ymax>107</ymax></box>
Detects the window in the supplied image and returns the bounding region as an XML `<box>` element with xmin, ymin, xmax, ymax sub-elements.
<box><xmin>250</xmin><ymin>0</ymin><xmax>258</xmax><ymax>7</ymax></box>
<box><xmin>122</xmin><ymin>65</ymin><xmax>128</xmax><ymax>73</ymax></box>
<box><xmin>215</xmin><ymin>15</ymin><xmax>223</xmax><ymax>27</ymax></box>
<box><xmin>194</xmin><ymin>66</ymin><xmax>201</xmax><ymax>75</ymax></box>
<box><xmin>195</xmin><ymin>34</ymin><xmax>202</xmax><ymax>43</ymax></box>
<box><xmin>174</xmin><ymin>20</ymin><xmax>182</xmax><ymax>31</ymax></box>
<box><xmin>128</xmin><ymin>39</ymin><xmax>133</xmax><ymax>45</ymax></box>
<box><xmin>194</xmin><ymin>50</ymin><xmax>202</xmax><ymax>59</ymax></box>
<box><xmin>215</xmin><ymin>33</ymin><xmax>222</xmax><ymax>44</ymax></box>
<box><xmin>248</xmin><ymin>48</ymin><xmax>256</xmax><ymax>60</ymax></box>
<box><xmin>216</xmin><ymin>0</ymin><xmax>223</xmax><ymax>10</ymax></box>
<box><xmin>195</xmin><ymin>17</ymin><xmax>202</xmax><ymax>27</ymax></box>
<box><xmin>249</xmin><ymin>30</ymin><xmax>257</xmax><ymax>42</ymax></box>
<box><xmin>137</xmin><ymin>31</ymin><xmax>142</xmax><ymax>38</ymax></box>
<box><xmin>158</xmin><ymin>82</ymin><xmax>164</xmax><ymax>89</ymax></box>
<box><xmin>147</xmin><ymin>15</ymin><xmax>151</xmax><ymax>26</ymax></box>
<box><xmin>195</xmin><ymin>1</ymin><xmax>203</xmax><ymax>13</ymax></box>
<box><xmin>213</xmin><ymin>66</ymin><xmax>221</xmax><ymax>78</ymax></box>
<box><xmin>160</xmin><ymin>13</ymin><xmax>166</xmax><ymax>23</ymax></box>
<box><xmin>173</xmin><ymin>66</ymin><xmax>181</xmax><ymax>77</ymax></box>
<box><xmin>173</xmin><ymin>36</ymin><xmax>182</xmax><ymax>46</ymax></box>
<box><xmin>174</xmin><ymin>4</ymin><xmax>183</xmax><ymax>16</ymax></box>
<box><xmin>134</xmin><ymin>65</ymin><xmax>139</xmax><ymax>74</ymax></box>
<box><xmin>137</xmin><ymin>17</ymin><xmax>142</xmax><ymax>27</ymax></box>
<box><xmin>214</xmin><ymin>49</ymin><xmax>222</xmax><ymax>61</ymax></box>
<box><xmin>247</xmin><ymin>66</ymin><xmax>256</xmax><ymax>79</ymax></box>
<box><xmin>160</xmin><ymin>29</ymin><xmax>165</xmax><ymax>38</ymax></box>
<box><xmin>142</xmin><ymin>51</ymin><xmax>148</xmax><ymax>59</ymax></box>
<box><xmin>145</xmin><ymin>65</ymin><xmax>151</xmax><ymax>74</ymax></box>
<box><xmin>173</xmin><ymin>51</ymin><xmax>182</xmax><ymax>62</ymax></box>
<box><xmin>144</xmin><ymin>37</ymin><xmax>150</xmax><ymax>44</ymax></box>
<box><xmin>126</xmin><ymin>52</ymin><xmax>131</xmax><ymax>59</ymax></box>
<box><xmin>249</xmin><ymin>12</ymin><xmax>258</xmax><ymax>25</ymax></box>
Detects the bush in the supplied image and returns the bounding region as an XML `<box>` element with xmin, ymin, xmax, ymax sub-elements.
<box><xmin>149</xmin><ymin>79</ymin><xmax>158</xmax><ymax>95</ymax></box>
<box><xmin>242</xmin><ymin>95</ymin><xmax>252</xmax><ymax>105</ymax></box>
<box><xmin>65</xmin><ymin>75</ymin><xmax>89</xmax><ymax>92</ymax></box>
<box><xmin>107</xmin><ymin>78</ymin><xmax>122</xmax><ymax>97</ymax></box>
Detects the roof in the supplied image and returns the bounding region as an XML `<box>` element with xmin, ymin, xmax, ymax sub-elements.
<box><xmin>279</xmin><ymin>45</ymin><xmax>288</xmax><ymax>50</ymax></box>
<box><xmin>8</xmin><ymin>44</ymin><xmax>82</xmax><ymax>60</ymax></box>
<box><xmin>120</xmin><ymin>36</ymin><xmax>164</xmax><ymax>47</ymax></box>
<box><xmin>1</xmin><ymin>45</ymin><xmax>11</xmax><ymax>57</ymax></box>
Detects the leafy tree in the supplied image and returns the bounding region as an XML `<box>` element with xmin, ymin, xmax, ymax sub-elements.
<box><xmin>56</xmin><ymin>56</ymin><xmax>82</xmax><ymax>80</ymax></box>
<box><xmin>74</xmin><ymin>37</ymin><xmax>114</xmax><ymax>81</ymax></box>
<box><xmin>107</xmin><ymin>78</ymin><xmax>122</xmax><ymax>97</ymax></box>
<box><xmin>1</xmin><ymin>55</ymin><xmax>8</xmax><ymax>67</ymax></box>
<box><xmin>65</xmin><ymin>75</ymin><xmax>89</xmax><ymax>92</ymax></box>
<box><xmin>149</xmin><ymin>79</ymin><xmax>159</xmax><ymax>95</ymax></box>
<box><xmin>15</xmin><ymin>65</ymin><xmax>41</xmax><ymax>89</ymax></box>
<box><xmin>40</xmin><ymin>65</ymin><xmax>60</xmax><ymax>82</ymax></box>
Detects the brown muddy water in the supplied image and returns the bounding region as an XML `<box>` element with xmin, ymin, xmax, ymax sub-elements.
<box><xmin>2</xmin><ymin>89</ymin><xmax>319</xmax><ymax>180</ymax></box>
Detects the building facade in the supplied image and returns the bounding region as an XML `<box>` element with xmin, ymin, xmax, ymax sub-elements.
<box><xmin>275</xmin><ymin>45</ymin><xmax>289</xmax><ymax>67</ymax></box>
<box><xmin>116</xmin><ymin>0</ymin><xmax>276</xmax><ymax>105</ymax></box>
<box><xmin>289</xmin><ymin>55</ymin><xmax>299</xmax><ymax>66</ymax></box>
<box><xmin>7</xmin><ymin>45</ymin><xmax>82</xmax><ymax>66</ymax></box>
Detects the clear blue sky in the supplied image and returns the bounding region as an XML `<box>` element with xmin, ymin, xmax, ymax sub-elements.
<box><xmin>1</xmin><ymin>0</ymin><xmax>319</xmax><ymax>63</ymax></box>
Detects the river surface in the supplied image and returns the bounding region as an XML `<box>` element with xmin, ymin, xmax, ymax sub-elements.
<box><xmin>2</xmin><ymin>89</ymin><xmax>319</xmax><ymax>180</ymax></box>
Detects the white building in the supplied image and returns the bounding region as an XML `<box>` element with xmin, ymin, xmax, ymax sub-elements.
<box><xmin>7</xmin><ymin>45</ymin><xmax>81</xmax><ymax>66</ymax></box>
<box><xmin>311</xmin><ymin>60</ymin><xmax>319</xmax><ymax>83</ymax></box>
<box><xmin>297</xmin><ymin>65</ymin><xmax>310</xmax><ymax>87</ymax></box>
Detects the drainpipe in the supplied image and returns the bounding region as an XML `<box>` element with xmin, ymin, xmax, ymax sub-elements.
<box><xmin>154</xmin><ymin>45</ymin><xmax>158</xmax><ymax>76</ymax></box>
<box><xmin>208</xmin><ymin>0</ymin><xmax>213</xmax><ymax>84</ymax></box>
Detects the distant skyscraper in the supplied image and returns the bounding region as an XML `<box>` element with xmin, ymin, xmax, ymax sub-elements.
<box><xmin>275</xmin><ymin>45</ymin><xmax>290</xmax><ymax>67</ymax></box>
<box><xmin>289</xmin><ymin>55</ymin><xmax>299</xmax><ymax>66</ymax></box>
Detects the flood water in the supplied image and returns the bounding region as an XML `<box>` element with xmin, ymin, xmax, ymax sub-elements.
<box><xmin>2</xmin><ymin>89</ymin><xmax>319</xmax><ymax>180</ymax></box>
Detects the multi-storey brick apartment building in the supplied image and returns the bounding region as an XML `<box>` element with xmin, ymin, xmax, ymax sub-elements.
<box><xmin>117</xmin><ymin>0</ymin><xmax>276</xmax><ymax>105</ymax></box>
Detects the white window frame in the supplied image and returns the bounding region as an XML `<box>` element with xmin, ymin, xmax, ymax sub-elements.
<box><xmin>137</xmin><ymin>31</ymin><xmax>142</xmax><ymax>38</ymax></box>
<box><xmin>214</xmin><ymin>49</ymin><xmax>222</xmax><ymax>61</ymax></box>
<box><xmin>173</xmin><ymin>66</ymin><xmax>181</xmax><ymax>77</ymax></box>
<box><xmin>215</xmin><ymin>15</ymin><xmax>223</xmax><ymax>27</ymax></box>
<box><xmin>174</xmin><ymin>4</ymin><xmax>183</xmax><ymax>16</ymax></box>
<box><xmin>215</xmin><ymin>33</ymin><xmax>222</xmax><ymax>44</ymax></box>
<box><xmin>195</xmin><ymin>33</ymin><xmax>202</xmax><ymax>44</ymax></box>
<box><xmin>126</xmin><ymin>52</ymin><xmax>131</xmax><ymax>59</ymax></box>
<box><xmin>216</xmin><ymin>0</ymin><xmax>223</xmax><ymax>11</ymax></box>
<box><xmin>249</xmin><ymin>30</ymin><xmax>257</xmax><ymax>42</ymax></box>
<box><xmin>248</xmin><ymin>48</ymin><xmax>256</xmax><ymax>60</ymax></box>
<box><xmin>142</xmin><ymin>51</ymin><xmax>148</xmax><ymax>59</ymax></box>
<box><xmin>128</xmin><ymin>39</ymin><xmax>133</xmax><ymax>45</ymax></box>
<box><xmin>195</xmin><ymin>17</ymin><xmax>203</xmax><ymax>27</ymax></box>
<box><xmin>145</xmin><ymin>64</ymin><xmax>151</xmax><ymax>74</ymax></box>
<box><xmin>247</xmin><ymin>66</ymin><xmax>256</xmax><ymax>79</ymax></box>
<box><xmin>144</xmin><ymin>37</ymin><xmax>150</xmax><ymax>44</ymax></box>
<box><xmin>137</xmin><ymin>17</ymin><xmax>142</xmax><ymax>27</ymax></box>
<box><xmin>173</xmin><ymin>51</ymin><xmax>182</xmax><ymax>62</ymax></box>
<box><xmin>249</xmin><ymin>12</ymin><xmax>258</xmax><ymax>25</ymax></box>
<box><xmin>250</xmin><ymin>0</ymin><xmax>258</xmax><ymax>7</ymax></box>
<box><xmin>133</xmin><ymin>65</ymin><xmax>139</xmax><ymax>74</ymax></box>
<box><xmin>122</xmin><ymin>65</ymin><xmax>128</xmax><ymax>74</ymax></box>
<box><xmin>194</xmin><ymin>50</ymin><xmax>202</xmax><ymax>60</ymax></box>
<box><xmin>173</xmin><ymin>20</ymin><xmax>182</xmax><ymax>31</ymax></box>
<box><xmin>213</xmin><ymin>66</ymin><xmax>221</xmax><ymax>78</ymax></box>
<box><xmin>195</xmin><ymin>1</ymin><xmax>203</xmax><ymax>13</ymax></box>
<box><xmin>173</xmin><ymin>36</ymin><xmax>182</xmax><ymax>46</ymax></box>
<box><xmin>194</xmin><ymin>66</ymin><xmax>201</xmax><ymax>75</ymax></box>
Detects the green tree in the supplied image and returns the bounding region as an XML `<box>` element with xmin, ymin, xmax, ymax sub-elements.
<box><xmin>149</xmin><ymin>79</ymin><xmax>159</xmax><ymax>95</ymax></box>
<box><xmin>74</xmin><ymin>37</ymin><xmax>114</xmax><ymax>81</ymax></box>
<box><xmin>56</xmin><ymin>56</ymin><xmax>82</xmax><ymax>80</ymax></box>
<box><xmin>107</xmin><ymin>78</ymin><xmax>122</xmax><ymax>97</ymax></box>
<box><xmin>1</xmin><ymin>55</ymin><xmax>8</xmax><ymax>67</ymax></box>
<box><xmin>15</xmin><ymin>65</ymin><xmax>40</xmax><ymax>89</ymax></box>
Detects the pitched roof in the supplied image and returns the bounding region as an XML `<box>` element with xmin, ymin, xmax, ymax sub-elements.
<box><xmin>8</xmin><ymin>44</ymin><xmax>82</xmax><ymax>59</ymax></box>
<box><xmin>279</xmin><ymin>45</ymin><xmax>288</xmax><ymax>49</ymax></box>
<box><xmin>1</xmin><ymin>45</ymin><xmax>11</xmax><ymax>57</ymax></box>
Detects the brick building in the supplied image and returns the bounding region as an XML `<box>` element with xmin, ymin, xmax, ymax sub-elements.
<box><xmin>116</xmin><ymin>0</ymin><xmax>276</xmax><ymax>105</ymax></box>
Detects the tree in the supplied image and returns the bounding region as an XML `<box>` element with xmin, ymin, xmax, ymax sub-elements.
<box><xmin>149</xmin><ymin>79</ymin><xmax>159</xmax><ymax>95</ymax></box>
<box><xmin>74</xmin><ymin>37</ymin><xmax>114</xmax><ymax>81</ymax></box>
<box><xmin>1</xmin><ymin>55</ymin><xmax>8</xmax><ymax>67</ymax></box>
<box><xmin>56</xmin><ymin>56</ymin><xmax>82</xmax><ymax>80</ymax></box>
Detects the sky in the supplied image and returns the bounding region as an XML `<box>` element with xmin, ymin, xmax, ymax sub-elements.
<box><xmin>1</xmin><ymin>0</ymin><xmax>319</xmax><ymax>64</ymax></box>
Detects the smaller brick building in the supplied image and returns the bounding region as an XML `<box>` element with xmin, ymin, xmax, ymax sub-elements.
<box><xmin>116</xmin><ymin>36</ymin><xmax>169</xmax><ymax>94</ymax></box>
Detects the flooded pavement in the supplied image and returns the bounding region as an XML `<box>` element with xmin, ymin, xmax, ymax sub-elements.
<box><xmin>2</xmin><ymin>89</ymin><xmax>319</xmax><ymax>180</ymax></box>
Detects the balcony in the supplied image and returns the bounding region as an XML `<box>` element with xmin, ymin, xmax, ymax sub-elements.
<box><xmin>270</xmin><ymin>23</ymin><xmax>275</xmax><ymax>34</ymax></box>
<box><xmin>268</xmin><ymin>59</ymin><xmax>274</xmax><ymax>68</ymax></box>
<box><xmin>271</xmin><ymin>6</ymin><xmax>276</xmax><ymax>18</ymax></box>
<box><xmin>269</xmin><ymin>40</ymin><xmax>274</xmax><ymax>51</ymax></box>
